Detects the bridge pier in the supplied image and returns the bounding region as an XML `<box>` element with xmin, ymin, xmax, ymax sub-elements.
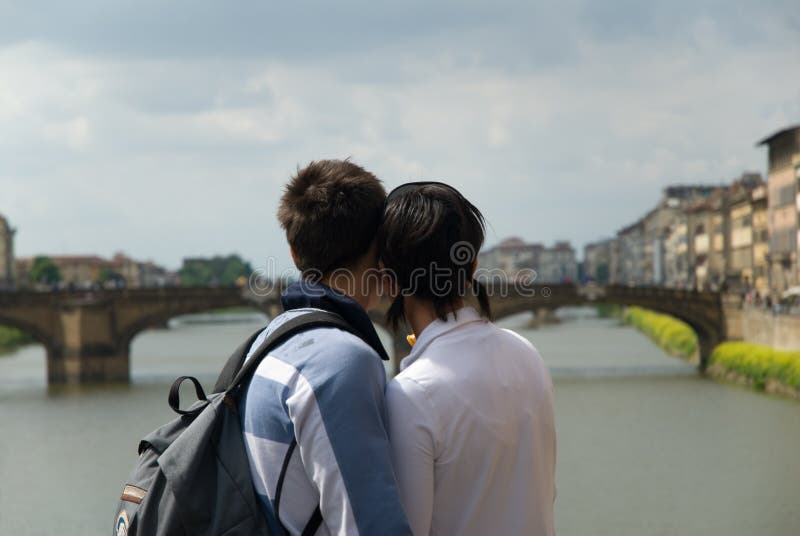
<box><xmin>697</xmin><ymin>333</ymin><xmax>721</xmax><ymax>372</ymax></box>
<box><xmin>527</xmin><ymin>307</ymin><xmax>558</xmax><ymax>328</ymax></box>
<box><xmin>48</xmin><ymin>349</ymin><xmax>129</xmax><ymax>384</ymax></box>
<box><xmin>48</xmin><ymin>300</ymin><xmax>130</xmax><ymax>384</ymax></box>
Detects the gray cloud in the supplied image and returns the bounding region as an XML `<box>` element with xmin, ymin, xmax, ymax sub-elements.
<box><xmin>0</xmin><ymin>0</ymin><xmax>798</xmax><ymax>272</ymax></box>
<box><xmin>0</xmin><ymin>1</ymin><xmax>506</xmax><ymax>60</ymax></box>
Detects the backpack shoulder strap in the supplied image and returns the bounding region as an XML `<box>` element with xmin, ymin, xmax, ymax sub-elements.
<box><xmin>225</xmin><ymin>310</ymin><xmax>354</xmax><ymax>395</ymax></box>
<box><xmin>213</xmin><ymin>327</ymin><xmax>265</xmax><ymax>393</ymax></box>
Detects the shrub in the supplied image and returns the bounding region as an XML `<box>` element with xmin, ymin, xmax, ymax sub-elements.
<box><xmin>623</xmin><ymin>306</ymin><xmax>698</xmax><ymax>359</ymax></box>
<box><xmin>710</xmin><ymin>342</ymin><xmax>800</xmax><ymax>390</ymax></box>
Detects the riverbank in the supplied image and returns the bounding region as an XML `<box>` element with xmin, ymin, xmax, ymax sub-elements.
<box><xmin>0</xmin><ymin>326</ymin><xmax>33</xmax><ymax>355</ymax></box>
<box><xmin>622</xmin><ymin>306</ymin><xmax>698</xmax><ymax>362</ymax></box>
<box><xmin>708</xmin><ymin>342</ymin><xmax>800</xmax><ymax>399</ymax></box>
<box><xmin>624</xmin><ymin>306</ymin><xmax>800</xmax><ymax>400</ymax></box>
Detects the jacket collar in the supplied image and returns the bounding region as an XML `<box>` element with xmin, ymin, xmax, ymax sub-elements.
<box><xmin>400</xmin><ymin>306</ymin><xmax>486</xmax><ymax>371</ymax></box>
<box><xmin>280</xmin><ymin>279</ymin><xmax>390</xmax><ymax>361</ymax></box>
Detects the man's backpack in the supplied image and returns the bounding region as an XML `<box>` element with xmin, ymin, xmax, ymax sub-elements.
<box><xmin>112</xmin><ymin>310</ymin><xmax>354</xmax><ymax>536</ymax></box>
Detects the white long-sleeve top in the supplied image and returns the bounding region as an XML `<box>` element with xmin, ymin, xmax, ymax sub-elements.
<box><xmin>386</xmin><ymin>307</ymin><xmax>557</xmax><ymax>536</ymax></box>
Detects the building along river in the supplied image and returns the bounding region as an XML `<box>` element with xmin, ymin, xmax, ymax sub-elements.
<box><xmin>0</xmin><ymin>308</ymin><xmax>798</xmax><ymax>535</ymax></box>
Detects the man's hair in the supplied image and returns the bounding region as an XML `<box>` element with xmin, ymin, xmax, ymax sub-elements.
<box><xmin>278</xmin><ymin>159</ymin><xmax>386</xmax><ymax>274</ymax></box>
<box><xmin>377</xmin><ymin>183</ymin><xmax>491</xmax><ymax>330</ymax></box>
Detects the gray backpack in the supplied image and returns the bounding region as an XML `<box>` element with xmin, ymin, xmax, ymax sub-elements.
<box><xmin>113</xmin><ymin>310</ymin><xmax>354</xmax><ymax>536</ymax></box>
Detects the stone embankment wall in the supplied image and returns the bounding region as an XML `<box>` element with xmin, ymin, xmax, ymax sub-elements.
<box><xmin>741</xmin><ymin>306</ymin><xmax>800</xmax><ymax>351</ymax></box>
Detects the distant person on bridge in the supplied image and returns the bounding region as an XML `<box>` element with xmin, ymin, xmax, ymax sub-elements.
<box><xmin>378</xmin><ymin>182</ymin><xmax>557</xmax><ymax>536</ymax></box>
<box><xmin>239</xmin><ymin>160</ymin><xmax>412</xmax><ymax>535</ymax></box>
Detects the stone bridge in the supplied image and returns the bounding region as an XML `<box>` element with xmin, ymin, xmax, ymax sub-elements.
<box><xmin>0</xmin><ymin>287</ymin><xmax>279</xmax><ymax>384</ymax></box>
<box><xmin>0</xmin><ymin>284</ymin><xmax>738</xmax><ymax>384</ymax></box>
<box><xmin>480</xmin><ymin>283</ymin><xmax>738</xmax><ymax>368</ymax></box>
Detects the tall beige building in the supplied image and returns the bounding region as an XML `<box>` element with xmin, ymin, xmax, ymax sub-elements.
<box><xmin>725</xmin><ymin>174</ymin><xmax>766</xmax><ymax>293</ymax></box>
<box><xmin>758</xmin><ymin>125</ymin><xmax>800</xmax><ymax>295</ymax></box>
<box><xmin>687</xmin><ymin>200</ymin><xmax>716</xmax><ymax>289</ymax></box>
<box><xmin>615</xmin><ymin>219</ymin><xmax>645</xmax><ymax>285</ymax></box>
<box><xmin>663</xmin><ymin>217</ymin><xmax>690</xmax><ymax>288</ymax></box>
<box><xmin>751</xmin><ymin>184</ymin><xmax>769</xmax><ymax>293</ymax></box>
<box><xmin>0</xmin><ymin>213</ymin><xmax>15</xmax><ymax>290</ymax></box>
<box><xmin>640</xmin><ymin>185</ymin><xmax>717</xmax><ymax>285</ymax></box>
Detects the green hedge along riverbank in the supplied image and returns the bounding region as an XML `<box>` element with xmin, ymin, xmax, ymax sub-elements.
<box><xmin>622</xmin><ymin>306</ymin><xmax>698</xmax><ymax>360</ymax></box>
<box><xmin>0</xmin><ymin>326</ymin><xmax>33</xmax><ymax>354</ymax></box>
<box><xmin>709</xmin><ymin>342</ymin><xmax>800</xmax><ymax>398</ymax></box>
<box><xmin>623</xmin><ymin>306</ymin><xmax>800</xmax><ymax>399</ymax></box>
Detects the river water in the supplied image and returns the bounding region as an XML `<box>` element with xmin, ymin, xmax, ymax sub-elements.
<box><xmin>0</xmin><ymin>309</ymin><xmax>798</xmax><ymax>535</ymax></box>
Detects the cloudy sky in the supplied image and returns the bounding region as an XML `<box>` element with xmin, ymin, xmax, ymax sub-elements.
<box><xmin>2</xmin><ymin>0</ymin><xmax>799</xmax><ymax>273</ymax></box>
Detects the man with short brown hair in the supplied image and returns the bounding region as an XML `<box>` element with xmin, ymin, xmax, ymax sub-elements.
<box><xmin>240</xmin><ymin>160</ymin><xmax>411</xmax><ymax>536</ymax></box>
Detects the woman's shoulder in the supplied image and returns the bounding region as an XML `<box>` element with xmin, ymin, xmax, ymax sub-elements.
<box><xmin>494</xmin><ymin>325</ymin><xmax>539</xmax><ymax>352</ymax></box>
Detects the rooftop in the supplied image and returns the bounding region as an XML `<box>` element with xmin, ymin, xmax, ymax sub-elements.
<box><xmin>482</xmin><ymin>237</ymin><xmax>544</xmax><ymax>252</ymax></box>
<box><xmin>662</xmin><ymin>184</ymin><xmax>719</xmax><ymax>200</ymax></box>
<box><xmin>617</xmin><ymin>218</ymin><xmax>644</xmax><ymax>236</ymax></box>
<box><xmin>50</xmin><ymin>255</ymin><xmax>109</xmax><ymax>266</ymax></box>
<box><xmin>496</xmin><ymin>237</ymin><xmax>527</xmax><ymax>248</ymax></box>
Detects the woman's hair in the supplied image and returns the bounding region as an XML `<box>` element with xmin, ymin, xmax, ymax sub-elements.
<box><xmin>377</xmin><ymin>183</ymin><xmax>492</xmax><ymax>330</ymax></box>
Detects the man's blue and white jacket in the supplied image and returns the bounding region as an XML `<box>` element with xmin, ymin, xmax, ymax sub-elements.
<box><xmin>239</xmin><ymin>280</ymin><xmax>411</xmax><ymax>536</ymax></box>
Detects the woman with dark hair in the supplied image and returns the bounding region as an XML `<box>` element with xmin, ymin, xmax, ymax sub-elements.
<box><xmin>379</xmin><ymin>182</ymin><xmax>556</xmax><ymax>536</ymax></box>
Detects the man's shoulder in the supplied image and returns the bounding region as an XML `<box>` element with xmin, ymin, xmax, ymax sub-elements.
<box><xmin>262</xmin><ymin>308</ymin><xmax>376</xmax><ymax>350</ymax></box>
<box><xmin>302</xmin><ymin>318</ymin><xmax>380</xmax><ymax>365</ymax></box>
<box><xmin>259</xmin><ymin>309</ymin><xmax>383</xmax><ymax>382</ymax></box>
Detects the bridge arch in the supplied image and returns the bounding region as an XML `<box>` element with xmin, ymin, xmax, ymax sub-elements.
<box><xmin>0</xmin><ymin>313</ymin><xmax>57</xmax><ymax>355</ymax></box>
<box><xmin>607</xmin><ymin>299</ymin><xmax>722</xmax><ymax>369</ymax></box>
<box><xmin>478</xmin><ymin>284</ymin><xmax>727</xmax><ymax>369</ymax></box>
<box><xmin>115</xmin><ymin>303</ymin><xmax>268</xmax><ymax>359</ymax></box>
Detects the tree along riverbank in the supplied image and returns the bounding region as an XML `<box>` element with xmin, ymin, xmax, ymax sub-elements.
<box><xmin>0</xmin><ymin>326</ymin><xmax>33</xmax><ymax>355</ymax></box>
<box><xmin>623</xmin><ymin>306</ymin><xmax>800</xmax><ymax>400</ymax></box>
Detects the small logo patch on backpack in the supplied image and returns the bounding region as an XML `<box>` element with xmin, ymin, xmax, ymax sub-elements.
<box><xmin>120</xmin><ymin>484</ymin><xmax>146</xmax><ymax>504</ymax></box>
<box><xmin>115</xmin><ymin>509</ymin><xmax>129</xmax><ymax>536</ymax></box>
